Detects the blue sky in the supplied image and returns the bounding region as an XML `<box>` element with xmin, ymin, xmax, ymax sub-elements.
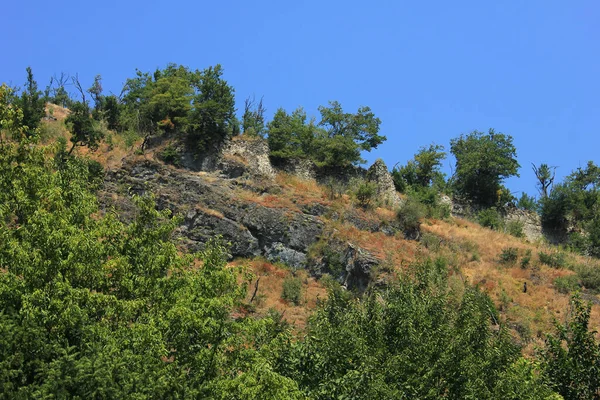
<box><xmin>2</xmin><ymin>0</ymin><xmax>598</xmax><ymax>197</ymax></box>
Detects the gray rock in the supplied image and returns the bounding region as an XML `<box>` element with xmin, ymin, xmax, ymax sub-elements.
<box><xmin>265</xmin><ymin>242</ymin><xmax>307</xmax><ymax>269</ymax></box>
<box><xmin>367</xmin><ymin>159</ymin><xmax>401</xmax><ymax>207</ymax></box>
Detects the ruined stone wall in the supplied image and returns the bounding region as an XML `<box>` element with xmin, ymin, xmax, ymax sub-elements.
<box><xmin>367</xmin><ymin>159</ymin><xmax>402</xmax><ymax>207</ymax></box>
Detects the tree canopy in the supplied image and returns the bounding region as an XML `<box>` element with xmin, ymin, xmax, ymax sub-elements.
<box><xmin>450</xmin><ymin>129</ymin><xmax>520</xmax><ymax>207</ymax></box>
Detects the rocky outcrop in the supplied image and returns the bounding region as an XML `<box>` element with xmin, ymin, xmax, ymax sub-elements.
<box><xmin>367</xmin><ymin>159</ymin><xmax>402</xmax><ymax>207</ymax></box>
<box><xmin>102</xmin><ymin>159</ymin><xmax>322</xmax><ymax>264</ymax></box>
<box><xmin>504</xmin><ymin>207</ymin><xmax>543</xmax><ymax>242</ymax></box>
<box><xmin>307</xmin><ymin>239</ymin><xmax>379</xmax><ymax>291</ymax></box>
<box><xmin>219</xmin><ymin>136</ymin><xmax>275</xmax><ymax>179</ymax></box>
<box><xmin>271</xmin><ymin>158</ymin><xmax>316</xmax><ymax>181</ymax></box>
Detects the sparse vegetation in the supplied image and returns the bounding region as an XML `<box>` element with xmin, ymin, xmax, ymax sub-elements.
<box><xmin>282</xmin><ymin>275</ymin><xmax>302</xmax><ymax>305</ymax></box>
<box><xmin>539</xmin><ymin>251</ymin><xmax>568</xmax><ymax>269</ymax></box>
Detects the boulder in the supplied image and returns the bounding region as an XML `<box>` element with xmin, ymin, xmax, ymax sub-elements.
<box><xmin>367</xmin><ymin>159</ymin><xmax>401</xmax><ymax>207</ymax></box>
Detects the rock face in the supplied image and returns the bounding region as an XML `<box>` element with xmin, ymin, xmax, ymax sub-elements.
<box><xmin>307</xmin><ymin>239</ymin><xmax>379</xmax><ymax>291</ymax></box>
<box><xmin>271</xmin><ymin>158</ymin><xmax>317</xmax><ymax>181</ymax></box>
<box><xmin>102</xmin><ymin>159</ymin><xmax>322</xmax><ymax>266</ymax></box>
<box><xmin>219</xmin><ymin>136</ymin><xmax>275</xmax><ymax>179</ymax></box>
<box><xmin>367</xmin><ymin>159</ymin><xmax>401</xmax><ymax>207</ymax></box>
<box><xmin>504</xmin><ymin>207</ymin><xmax>543</xmax><ymax>242</ymax></box>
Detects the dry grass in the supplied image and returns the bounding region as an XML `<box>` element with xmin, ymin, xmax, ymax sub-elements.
<box><xmin>231</xmin><ymin>258</ymin><xmax>327</xmax><ymax>331</ymax></box>
<box><xmin>422</xmin><ymin>217</ymin><xmax>600</xmax><ymax>347</ymax></box>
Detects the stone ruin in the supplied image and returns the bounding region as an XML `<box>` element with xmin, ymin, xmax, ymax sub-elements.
<box><xmin>367</xmin><ymin>159</ymin><xmax>402</xmax><ymax>207</ymax></box>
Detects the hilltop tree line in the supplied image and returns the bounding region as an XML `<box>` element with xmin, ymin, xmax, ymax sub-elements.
<box><xmin>1</xmin><ymin>66</ymin><xmax>600</xmax><ymax>398</ymax></box>
<box><xmin>3</xmin><ymin>65</ymin><xmax>600</xmax><ymax>256</ymax></box>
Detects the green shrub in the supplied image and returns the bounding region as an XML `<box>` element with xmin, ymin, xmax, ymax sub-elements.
<box><xmin>324</xmin><ymin>177</ymin><xmax>346</xmax><ymax>200</ymax></box>
<box><xmin>397</xmin><ymin>196</ymin><xmax>426</xmax><ymax>237</ymax></box>
<box><xmin>506</xmin><ymin>220</ymin><xmax>525</xmax><ymax>238</ymax></box>
<box><xmin>421</xmin><ymin>232</ymin><xmax>442</xmax><ymax>252</ymax></box>
<box><xmin>478</xmin><ymin>207</ymin><xmax>503</xmax><ymax>230</ymax></box>
<box><xmin>282</xmin><ymin>276</ymin><xmax>302</xmax><ymax>305</ymax></box>
<box><xmin>122</xmin><ymin>129</ymin><xmax>140</xmax><ymax>149</ymax></box>
<box><xmin>553</xmin><ymin>275</ymin><xmax>580</xmax><ymax>294</ymax></box>
<box><xmin>159</xmin><ymin>144</ymin><xmax>181</xmax><ymax>166</ymax></box>
<box><xmin>575</xmin><ymin>264</ymin><xmax>600</xmax><ymax>292</ymax></box>
<box><xmin>520</xmin><ymin>249</ymin><xmax>532</xmax><ymax>269</ymax></box>
<box><xmin>539</xmin><ymin>251</ymin><xmax>567</xmax><ymax>269</ymax></box>
<box><xmin>353</xmin><ymin>179</ymin><xmax>377</xmax><ymax>208</ymax></box>
<box><xmin>499</xmin><ymin>247</ymin><xmax>518</xmax><ymax>265</ymax></box>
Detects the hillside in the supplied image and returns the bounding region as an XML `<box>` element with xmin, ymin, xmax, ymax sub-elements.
<box><xmin>34</xmin><ymin>108</ymin><xmax>600</xmax><ymax>344</ymax></box>
<box><xmin>2</xmin><ymin>87</ymin><xmax>599</xmax><ymax>397</ymax></box>
<box><xmin>34</xmin><ymin>106</ymin><xmax>597</xmax><ymax>348</ymax></box>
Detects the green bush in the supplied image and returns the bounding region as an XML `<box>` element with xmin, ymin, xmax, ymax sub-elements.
<box><xmin>478</xmin><ymin>207</ymin><xmax>503</xmax><ymax>230</ymax></box>
<box><xmin>575</xmin><ymin>264</ymin><xmax>600</xmax><ymax>292</ymax></box>
<box><xmin>397</xmin><ymin>196</ymin><xmax>425</xmax><ymax>238</ymax></box>
<box><xmin>520</xmin><ymin>249</ymin><xmax>532</xmax><ymax>269</ymax></box>
<box><xmin>282</xmin><ymin>276</ymin><xmax>302</xmax><ymax>305</ymax></box>
<box><xmin>499</xmin><ymin>247</ymin><xmax>519</xmax><ymax>265</ymax></box>
<box><xmin>553</xmin><ymin>275</ymin><xmax>580</xmax><ymax>294</ymax></box>
<box><xmin>353</xmin><ymin>179</ymin><xmax>377</xmax><ymax>208</ymax></box>
<box><xmin>506</xmin><ymin>220</ymin><xmax>525</xmax><ymax>238</ymax></box>
<box><xmin>539</xmin><ymin>251</ymin><xmax>567</xmax><ymax>269</ymax></box>
<box><xmin>159</xmin><ymin>144</ymin><xmax>181</xmax><ymax>166</ymax></box>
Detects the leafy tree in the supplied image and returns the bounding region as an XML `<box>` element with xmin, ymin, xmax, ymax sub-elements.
<box><xmin>517</xmin><ymin>192</ymin><xmax>538</xmax><ymax>212</ymax></box>
<box><xmin>65</xmin><ymin>101</ymin><xmax>103</xmax><ymax>154</ymax></box>
<box><xmin>0</xmin><ymin>140</ymin><xmax>299</xmax><ymax>398</ymax></box>
<box><xmin>267</xmin><ymin>107</ymin><xmax>316</xmax><ymax>160</ymax></box>
<box><xmin>533</xmin><ymin>163</ymin><xmax>557</xmax><ymax>198</ymax></box>
<box><xmin>541</xmin><ymin>162</ymin><xmax>600</xmax><ymax>256</ymax></box>
<box><xmin>242</xmin><ymin>95</ymin><xmax>266</xmax><ymax>137</ymax></box>
<box><xmin>87</xmin><ymin>74</ymin><xmax>104</xmax><ymax>118</ymax></box>
<box><xmin>0</xmin><ymin>84</ymin><xmax>26</xmax><ymax>139</ymax></box>
<box><xmin>280</xmin><ymin>258</ymin><xmax>551</xmax><ymax>399</ymax></box>
<box><xmin>16</xmin><ymin>67</ymin><xmax>45</xmax><ymax>136</ymax></box>
<box><xmin>314</xmin><ymin>101</ymin><xmax>385</xmax><ymax>167</ymax></box>
<box><xmin>450</xmin><ymin>129</ymin><xmax>520</xmax><ymax>207</ymax></box>
<box><xmin>393</xmin><ymin>143</ymin><xmax>446</xmax><ymax>192</ymax></box>
<box><xmin>187</xmin><ymin>64</ymin><xmax>236</xmax><ymax>151</ymax></box>
<box><xmin>540</xmin><ymin>293</ymin><xmax>600</xmax><ymax>399</ymax></box>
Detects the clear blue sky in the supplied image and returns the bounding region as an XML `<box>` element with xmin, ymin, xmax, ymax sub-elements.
<box><xmin>2</xmin><ymin>0</ymin><xmax>598</xmax><ymax>197</ymax></box>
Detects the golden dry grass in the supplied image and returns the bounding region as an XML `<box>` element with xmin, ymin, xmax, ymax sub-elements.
<box><xmin>231</xmin><ymin>258</ymin><xmax>327</xmax><ymax>331</ymax></box>
<box><xmin>422</xmin><ymin>217</ymin><xmax>600</xmax><ymax>348</ymax></box>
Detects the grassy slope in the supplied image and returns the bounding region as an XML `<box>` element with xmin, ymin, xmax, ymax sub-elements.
<box><xmin>45</xmin><ymin>106</ymin><xmax>600</xmax><ymax>354</ymax></box>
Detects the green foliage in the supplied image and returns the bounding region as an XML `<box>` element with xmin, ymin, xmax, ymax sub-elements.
<box><xmin>0</xmin><ymin>141</ymin><xmax>302</xmax><ymax>397</ymax></box>
<box><xmin>517</xmin><ymin>192</ymin><xmax>538</xmax><ymax>212</ymax></box>
<box><xmin>0</xmin><ymin>84</ymin><xmax>26</xmax><ymax>139</ymax></box>
<box><xmin>478</xmin><ymin>207</ymin><xmax>504</xmax><ymax>230</ymax></box>
<box><xmin>450</xmin><ymin>129</ymin><xmax>520</xmax><ymax>207</ymax></box>
<box><xmin>120</xmin><ymin>63</ymin><xmax>236</xmax><ymax>151</ymax></box>
<box><xmin>541</xmin><ymin>162</ymin><xmax>600</xmax><ymax>258</ymax></box>
<box><xmin>242</xmin><ymin>95</ymin><xmax>266</xmax><ymax>137</ymax></box>
<box><xmin>187</xmin><ymin>64</ymin><xmax>236</xmax><ymax>151</ymax></box>
<box><xmin>506</xmin><ymin>220</ymin><xmax>525</xmax><ymax>238</ymax></box>
<box><xmin>520</xmin><ymin>249</ymin><xmax>532</xmax><ymax>269</ymax></box>
<box><xmin>65</xmin><ymin>101</ymin><xmax>104</xmax><ymax>154</ymax></box>
<box><xmin>352</xmin><ymin>179</ymin><xmax>377</xmax><ymax>208</ymax></box>
<box><xmin>282</xmin><ymin>276</ymin><xmax>302</xmax><ymax>305</ymax></box>
<box><xmin>540</xmin><ymin>293</ymin><xmax>600</xmax><ymax>399</ymax></box>
<box><xmin>159</xmin><ymin>144</ymin><xmax>181</xmax><ymax>166</ymax></box>
<box><xmin>539</xmin><ymin>251</ymin><xmax>568</xmax><ymax>269</ymax></box>
<box><xmin>553</xmin><ymin>275</ymin><xmax>580</xmax><ymax>294</ymax></box>
<box><xmin>267</xmin><ymin>107</ymin><xmax>316</xmax><ymax>160</ymax></box>
<box><xmin>397</xmin><ymin>196</ymin><xmax>425</xmax><ymax>238</ymax></box>
<box><xmin>392</xmin><ymin>143</ymin><xmax>446</xmax><ymax>192</ymax></box>
<box><xmin>281</xmin><ymin>258</ymin><xmax>550</xmax><ymax>399</ymax></box>
<box><xmin>15</xmin><ymin>67</ymin><xmax>45</xmax><ymax>137</ymax></box>
<box><xmin>267</xmin><ymin>101</ymin><xmax>385</xmax><ymax>168</ymax></box>
<box><xmin>499</xmin><ymin>247</ymin><xmax>519</xmax><ymax>265</ymax></box>
<box><xmin>575</xmin><ymin>263</ymin><xmax>600</xmax><ymax>292</ymax></box>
